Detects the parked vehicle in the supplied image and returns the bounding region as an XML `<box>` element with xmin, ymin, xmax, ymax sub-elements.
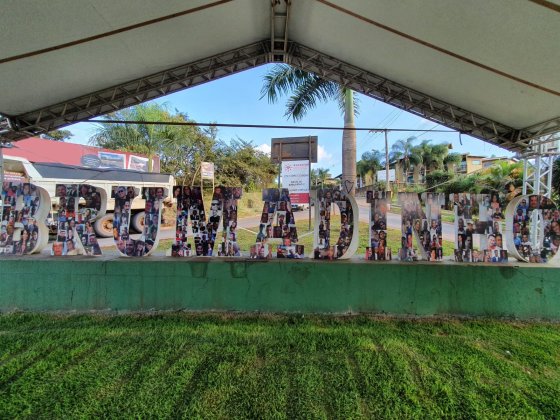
<box><xmin>2</xmin><ymin>156</ymin><xmax>174</xmax><ymax>237</ymax></box>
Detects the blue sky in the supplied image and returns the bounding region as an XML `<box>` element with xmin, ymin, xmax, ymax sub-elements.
<box><xmin>68</xmin><ymin>64</ymin><xmax>513</xmax><ymax>176</ymax></box>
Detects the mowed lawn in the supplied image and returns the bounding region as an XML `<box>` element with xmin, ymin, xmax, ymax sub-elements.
<box><xmin>1</xmin><ymin>314</ymin><xmax>559</xmax><ymax>419</ymax></box>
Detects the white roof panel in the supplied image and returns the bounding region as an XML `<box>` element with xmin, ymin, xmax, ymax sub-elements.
<box><xmin>0</xmin><ymin>0</ymin><xmax>558</xmax><ymax>148</ymax></box>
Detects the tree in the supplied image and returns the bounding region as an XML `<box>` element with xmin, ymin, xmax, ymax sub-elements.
<box><xmin>390</xmin><ymin>136</ymin><xmax>421</xmax><ymax>184</ymax></box>
<box><xmin>42</xmin><ymin>129</ymin><xmax>73</xmax><ymax>141</ymax></box>
<box><xmin>443</xmin><ymin>152</ymin><xmax>463</xmax><ymax>172</ymax></box>
<box><xmin>311</xmin><ymin>168</ymin><xmax>331</xmax><ymax>187</ymax></box>
<box><xmin>356</xmin><ymin>150</ymin><xmax>384</xmax><ymax>184</ymax></box>
<box><xmin>214</xmin><ymin>138</ymin><xmax>277</xmax><ymax>190</ymax></box>
<box><xmin>90</xmin><ymin>103</ymin><xmax>205</xmax><ymax>173</ymax></box>
<box><xmin>480</xmin><ymin>161</ymin><xmax>523</xmax><ymax>195</ymax></box>
<box><xmin>261</xmin><ymin>64</ymin><xmax>358</xmax><ymax>194</ymax></box>
<box><xmin>412</xmin><ymin>140</ymin><xmax>452</xmax><ymax>181</ymax></box>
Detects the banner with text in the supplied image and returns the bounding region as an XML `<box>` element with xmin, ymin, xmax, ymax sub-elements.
<box><xmin>282</xmin><ymin>160</ymin><xmax>310</xmax><ymax>204</ymax></box>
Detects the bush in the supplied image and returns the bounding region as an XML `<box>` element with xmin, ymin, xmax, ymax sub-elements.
<box><xmin>426</xmin><ymin>170</ymin><xmax>453</xmax><ymax>189</ymax></box>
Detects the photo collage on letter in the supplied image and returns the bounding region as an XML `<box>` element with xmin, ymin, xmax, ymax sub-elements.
<box><xmin>450</xmin><ymin>192</ymin><xmax>507</xmax><ymax>263</ymax></box>
<box><xmin>75</xmin><ymin>184</ymin><xmax>103</xmax><ymax>256</ymax></box>
<box><xmin>212</xmin><ymin>186</ymin><xmax>242</xmax><ymax>257</ymax></box>
<box><xmin>365</xmin><ymin>190</ymin><xmax>391</xmax><ymax>261</ymax></box>
<box><xmin>251</xmin><ymin>188</ymin><xmax>302</xmax><ymax>259</ymax></box>
<box><xmin>313</xmin><ymin>187</ymin><xmax>354</xmax><ymax>260</ymax></box>
<box><xmin>52</xmin><ymin>184</ymin><xmax>86</xmax><ymax>256</ymax></box>
<box><xmin>112</xmin><ymin>186</ymin><xmax>163</xmax><ymax>257</ymax></box>
<box><xmin>398</xmin><ymin>192</ymin><xmax>425</xmax><ymax>261</ymax></box>
<box><xmin>513</xmin><ymin>195</ymin><xmax>558</xmax><ymax>262</ymax></box>
<box><xmin>417</xmin><ymin>193</ymin><xmax>444</xmax><ymax>261</ymax></box>
<box><xmin>112</xmin><ymin>186</ymin><xmax>137</xmax><ymax>255</ymax></box>
<box><xmin>171</xmin><ymin>186</ymin><xmax>211</xmax><ymax>256</ymax></box>
<box><xmin>0</xmin><ymin>182</ymin><xmax>41</xmax><ymax>255</ymax></box>
<box><xmin>171</xmin><ymin>186</ymin><xmax>234</xmax><ymax>257</ymax></box>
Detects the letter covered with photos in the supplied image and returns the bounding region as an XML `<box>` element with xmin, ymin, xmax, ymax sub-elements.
<box><xmin>313</xmin><ymin>187</ymin><xmax>358</xmax><ymax>260</ymax></box>
<box><xmin>52</xmin><ymin>184</ymin><xmax>106</xmax><ymax>256</ymax></box>
<box><xmin>112</xmin><ymin>186</ymin><xmax>166</xmax><ymax>257</ymax></box>
<box><xmin>1</xmin><ymin>182</ymin><xmax>49</xmax><ymax>255</ymax></box>
<box><xmin>251</xmin><ymin>188</ymin><xmax>303</xmax><ymax>259</ymax></box>
<box><xmin>210</xmin><ymin>187</ymin><xmax>242</xmax><ymax>257</ymax></box>
<box><xmin>507</xmin><ymin>194</ymin><xmax>559</xmax><ymax>263</ymax></box>
<box><xmin>398</xmin><ymin>192</ymin><xmax>444</xmax><ymax>261</ymax></box>
<box><xmin>365</xmin><ymin>190</ymin><xmax>391</xmax><ymax>261</ymax></box>
<box><xmin>450</xmin><ymin>193</ymin><xmax>507</xmax><ymax>263</ymax></box>
<box><xmin>170</xmin><ymin>186</ymin><xmax>242</xmax><ymax>257</ymax></box>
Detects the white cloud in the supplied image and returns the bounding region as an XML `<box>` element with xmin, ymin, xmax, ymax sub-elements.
<box><xmin>317</xmin><ymin>145</ymin><xmax>333</xmax><ymax>164</ymax></box>
<box><xmin>255</xmin><ymin>143</ymin><xmax>271</xmax><ymax>155</ymax></box>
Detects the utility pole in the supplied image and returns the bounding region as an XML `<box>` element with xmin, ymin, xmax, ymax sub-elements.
<box><xmin>384</xmin><ymin>129</ymin><xmax>390</xmax><ymax>192</ymax></box>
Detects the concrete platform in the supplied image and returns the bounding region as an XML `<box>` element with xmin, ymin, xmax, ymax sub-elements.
<box><xmin>0</xmin><ymin>256</ymin><xmax>559</xmax><ymax>319</ymax></box>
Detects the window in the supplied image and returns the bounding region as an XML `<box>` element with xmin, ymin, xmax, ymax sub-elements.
<box><xmin>471</xmin><ymin>160</ymin><xmax>481</xmax><ymax>165</ymax></box>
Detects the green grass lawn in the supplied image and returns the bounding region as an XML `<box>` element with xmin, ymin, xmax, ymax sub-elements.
<box><xmin>1</xmin><ymin>313</ymin><xmax>559</xmax><ymax>418</ymax></box>
<box><xmin>157</xmin><ymin>219</ymin><xmax>456</xmax><ymax>257</ymax></box>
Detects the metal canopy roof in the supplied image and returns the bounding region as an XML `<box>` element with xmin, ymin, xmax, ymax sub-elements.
<box><xmin>0</xmin><ymin>0</ymin><xmax>559</xmax><ymax>152</ymax></box>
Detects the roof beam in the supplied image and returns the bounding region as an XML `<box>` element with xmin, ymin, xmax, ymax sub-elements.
<box><xmin>4</xmin><ymin>41</ymin><xmax>270</xmax><ymax>135</ymax></box>
<box><xmin>287</xmin><ymin>43</ymin><xmax>529</xmax><ymax>151</ymax></box>
<box><xmin>2</xmin><ymin>40</ymin><xmax>556</xmax><ymax>153</ymax></box>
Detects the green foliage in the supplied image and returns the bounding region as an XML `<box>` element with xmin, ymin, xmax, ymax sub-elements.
<box><xmin>42</xmin><ymin>129</ymin><xmax>73</xmax><ymax>141</ymax></box>
<box><xmin>1</xmin><ymin>314</ymin><xmax>559</xmax><ymax>418</ymax></box>
<box><xmin>311</xmin><ymin>168</ymin><xmax>331</xmax><ymax>187</ymax></box>
<box><xmin>425</xmin><ymin>170</ymin><xmax>453</xmax><ymax>189</ymax></box>
<box><xmin>260</xmin><ymin>64</ymin><xmax>358</xmax><ymax>121</ymax></box>
<box><xmin>438</xmin><ymin>173</ymin><xmax>484</xmax><ymax>195</ymax></box>
<box><xmin>478</xmin><ymin>161</ymin><xmax>524</xmax><ymax>194</ymax></box>
<box><xmin>89</xmin><ymin>104</ymin><xmax>276</xmax><ymax>187</ymax></box>
<box><xmin>214</xmin><ymin>138</ymin><xmax>277</xmax><ymax>190</ymax></box>
<box><xmin>357</xmin><ymin>150</ymin><xmax>384</xmax><ymax>183</ymax></box>
<box><xmin>90</xmin><ymin>103</ymin><xmax>192</xmax><ymax>172</ymax></box>
<box><xmin>390</xmin><ymin>136</ymin><xmax>421</xmax><ymax>183</ymax></box>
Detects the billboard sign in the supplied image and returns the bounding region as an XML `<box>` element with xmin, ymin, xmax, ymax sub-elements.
<box><xmin>271</xmin><ymin>136</ymin><xmax>318</xmax><ymax>163</ymax></box>
<box><xmin>282</xmin><ymin>160</ymin><xmax>310</xmax><ymax>204</ymax></box>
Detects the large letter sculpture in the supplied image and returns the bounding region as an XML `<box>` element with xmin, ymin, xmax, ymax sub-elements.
<box><xmin>170</xmin><ymin>186</ymin><xmax>209</xmax><ymax>256</ymax></box>
<box><xmin>112</xmin><ymin>186</ymin><xmax>166</xmax><ymax>257</ymax></box>
<box><xmin>398</xmin><ymin>192</ymin><xmax>445</xmax><ymax>261</ymax></box>
<box><xmin>52</xmin><ymin>183</ymin><xmax>107</xmax><ymax>256</ymax></box>
<box><xmin>506</xmin><ymin>194</ymin><xmax>559</xmax><ymax>263</ymax></box>
<box><xmin>170</xmin><ymin>186</ymin><xmax>243</xmax><ymax>257</ymax></box>
<box><xmin>209</xmin><ymin>186</ymin><xmax>243</xmax><ymax>257</ymax></box>
<box><xmin>365</xmin><ymin>190</ymin><xmax>392</xmax><ymax>261</ymax></box>
<box><xmin>0</xmin><ymin>182</ymin><xmax>50</xmax><ymax>255</ymax></box>
<box><xmin>450</xmin><ymin>192</ymin><xmax>507</xmax><ymax>263</ymax></box>
<box><xmin>312</xmin><ymin>187</ymin><xmax>359</xmax><ymax>260</ymax></box>
<box><xmin>251</xmin><ymin>188</ymin><xmax>303</xmax><ymax>259</ymax></box>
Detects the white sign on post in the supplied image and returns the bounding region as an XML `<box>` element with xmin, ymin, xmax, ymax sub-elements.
<box><xmin>201</xmin><ymin>162</ymin><xmax>215</xmax><ymax>179</ymax></box>
<box><xmin>377</xmin><ymin>169</ymin><xmax>396</xmax><ymax>182</ymax></box>
<box><xmin>281</xmin><ymin>160</ymin><xmax>310</xmax><ymax>204</ymax></box>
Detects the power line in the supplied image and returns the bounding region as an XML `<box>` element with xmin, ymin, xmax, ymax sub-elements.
<box><xmin>88</xmin><ymin>119</ymin><xmax>457</xmax><ymax>133</ymax></box>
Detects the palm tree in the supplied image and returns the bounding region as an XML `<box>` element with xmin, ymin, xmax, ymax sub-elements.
<box><xmin>390</xmin><ymin>136</ymin><xmax>421</xmax><ymax>184</ymax></box>
<box><xmin>413</xmin><ymin>140</ymin><xmax>451</xmax><ymax>181</ymax></box>
<box><xmin>480</xmin><ymin>161</ymin><xmax>524</xmax><ymax>194</ymax></box>
<box><xmin>357</xmin><ymin>150</ymin><xmax>384</xmax><ymax>185</ymax></box>
<box><xmin>443</xmin><ymin>152</ymin><xmax>463</xmax><ymax>172</ymax></box>
<box><xmin>90</xmin><ymin>103</ymin><xmax>183</xmax><ymax>172</ymax></box>
<box><xmin>311</xmin><ymin>168</ymin><xmax>332</xmax><ymax>187</ymax></box>
<box><xmin>261</xmin><ymin>64</ymin><xmax>358</xmax><ymax>194</ymax></box>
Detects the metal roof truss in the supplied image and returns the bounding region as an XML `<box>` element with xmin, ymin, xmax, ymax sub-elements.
<box><xmin>1</xmin><ymin>40</ymin><xmax>558</xmax><ymax>152</ymax></box>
